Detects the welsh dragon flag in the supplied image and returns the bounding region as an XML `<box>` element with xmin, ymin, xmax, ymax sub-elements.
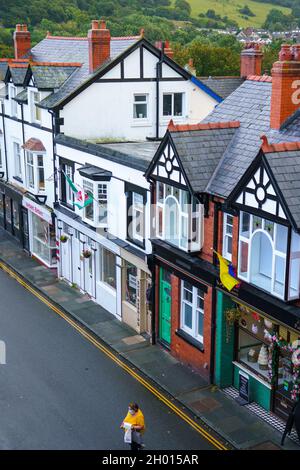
<box><xmin>65</xmin><ymin>173</ymin><xmax>93</xmax><ymax>209</ymax></box>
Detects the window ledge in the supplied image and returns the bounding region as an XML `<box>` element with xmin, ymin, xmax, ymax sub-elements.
<box><xmin>131</xmin><ymin>119</ymin><xmax>151</xmax><ymax>128</ymax></box>
<box><xmin>175</xmin><ymin>329</ymin><xmax>204</xmax><ymax>352</ymax></box>
<box><xmin>13</xmin><ymin>176</ymin><xmax>23</xmax><ymax>183</ymax></box>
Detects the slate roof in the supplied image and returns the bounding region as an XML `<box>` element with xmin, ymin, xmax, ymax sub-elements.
<box><xmin>55</xmin><ymin>134</ymin><xmax>159</xmax><ymax>172</ymax></box>
<box><xmin>31</xmin><ymin>36</ymin><xmax>139</xmax><ymax>109</ymax></box>
<box><xmin>265</xmin><ymin>150</ymin><xmax>300</xmax><ymax>229</ymax></box>
<box><xmin>170</xmin><ymin>126</ymin><xmax>238</xmax><ymax>193</ymax></box>
<box><xmin>201</xmin><ymin>79</ymin><xmax>300</xmax><ymax>198</ymax></box>
<box><xmin>14</xmin><ymin>89</ymin><xmax>28</xmax><ymax>103</ymax></box>
<box><xmin>30</xmin><ymin>65</ymin><xmax>79</xmax><ymax>90</ymax></box>
<box><xmin>199</xmin><ymin>77</ymin><xmax>245</xmax><ymax>99</ymax></box>
<box><xmin>9</xmin><ymin>66</ymin><xmax>28</xmax><ymax>85</ymax></box>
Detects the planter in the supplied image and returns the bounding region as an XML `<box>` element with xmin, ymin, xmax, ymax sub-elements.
<box><xmin>82</xmin><ymin>249</ymin><xmax>92</xmax><ymax>259</ymax></box>
<box><xmin>60</xmin><ymin>235</ymin><xmax>69</xmax><ymax>243</ymax></box>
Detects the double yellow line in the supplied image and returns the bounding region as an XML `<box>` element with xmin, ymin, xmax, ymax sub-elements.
<box><xmin>0</xmin><ymin>260</ymin><xmax>229</xmax><ymax>451</ymax></box>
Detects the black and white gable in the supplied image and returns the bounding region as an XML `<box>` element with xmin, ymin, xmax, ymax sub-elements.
<box><xmin>227</xmin><ymin>149</ymin><xmax>297</xmax><ymax>226</ymax></box>
<box><xmin>145</xmin><ymin>134</ymin><xmax>188</xmax><ymax>189</ymax></box>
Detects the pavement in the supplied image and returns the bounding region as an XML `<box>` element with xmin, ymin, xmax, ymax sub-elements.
<box><xmin>0</xmin><ymin>227</ymin><xmax>299</xmax><ymax>450</ymax></box>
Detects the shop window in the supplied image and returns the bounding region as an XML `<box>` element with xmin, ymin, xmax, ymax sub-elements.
<box><xmin>32</xmin><ymin>214</ymin><xmax>56</xmax><ymax>267</ymax></box>
<box><xmin>223</xmin><ymin>213</ymin><xmax>233</xmax><ymax>261</ymax></box>
<box><xmin>126</xmin><ymin>185</ymin><xmax>146</xmax><ymax>248</ymax></box>
<box><xmin>5</xmin><ymin>198</ymin><xmax>11</xmax><ymax>226</ymax></box>
<box><xmin>156</xmin><ymin>181</ymin><xmax>203</xmax><ymax>252</ymax></box>
<box><xmin>238</xmin><ymin>211</ymin><xmax>291</xmax><ymax>300</ymax></box>
<box><xmin>163</xmin><ymin>93</ymin><xmax>184</xmax><ymax>117</ymax></box>
<box><xmin>180</xmin><ymin>280</ymin><xmax>204</xmax><ymax>343</ymax></box>
<box><xmin>133</xmin><ymin>94</ymin><xmax>148</xmax><ymax>119</ymax></box>
<box><xmin>13</xmin><ymin>141</ymin><xmax>22</xmax><ymax>180</ymax></box>
<box><xmin>101</xmin><ymin>247</ymin><xmax>116</xmax><ymax>289</ymax></box>
<box><xmin>125</xmin><ymin>262</ymin><xmax>138</xmax><ymax>307</ymax></box>
<box><xmin>25</xmin><ymin>151</ymin><xmax>45</xmax><ymax>193</ymax></box>
<box><xmin>82</xmin><ymin>179</ymin><xmax>108</xmax><ymax>228</ymax></box>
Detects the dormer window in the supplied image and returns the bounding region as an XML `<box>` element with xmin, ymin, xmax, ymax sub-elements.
<box><xmin>155</xmin><ymin>181</ymin><xmax>203</xmax><ymax>252</ymax></box>
<box><xmin>238</xmin><ymin>211</ymin><xmax>300</xmax><ymax>300</ymax></box>
<box><xmin>81</xmin><ymin>179</ymin><xmax>108</xmax><ymax>228</ymax></box>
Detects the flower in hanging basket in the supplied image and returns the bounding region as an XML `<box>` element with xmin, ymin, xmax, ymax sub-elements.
<box><xmin>225</xmin><ymin>307</ymin><xmax>241</xmax><ymax>325</ymax></box>
<box><xmin>82</xmin><ymin>249</ymin><xmax>92</xmax><ymax>259</ymax></box>
<box><xmin>59</xmin><ymin>235</ymin><xmax>69</xmax><ymax>243</ymax></box>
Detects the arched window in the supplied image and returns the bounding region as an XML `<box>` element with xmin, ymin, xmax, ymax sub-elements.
<box><xmin>165</xmin><ymin>195</ymin><xmax>179</xmax><ymax>245</ymax></box>
<box><xmin>238</xmin><ymin>212</ymin><xmax>288</xmax><ymax>299</ymax></box>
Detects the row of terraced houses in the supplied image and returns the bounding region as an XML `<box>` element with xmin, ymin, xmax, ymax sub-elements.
<box><xmin>1</xmin><ymin>23</ymin><xmax>300</xmax><ymax>422</ymax></box>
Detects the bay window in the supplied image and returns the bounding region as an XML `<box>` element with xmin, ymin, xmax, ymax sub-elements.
<box><xmin>238</xmin><ymin>211</ymin><xmax>300</xmax><ymax>300</ymax></box>
<box><xmin>82</xmin><ymin>179</ymin><xmax>108</xmax><ymax>228</ymax></box>
<box><xmin>25</xmin><ymin>151</ymin><xmax>45</xmax><ymax>193</ymax></box>
<box><xmin>156</xmin><ymin>181</ymin><xmax>203</xmax><ymax>252</ymax></box>
<box><xmin>32</xmin><ymin>214</ymin><xmax>56</xmax><ymax>267</ymax></box>
<box><xmin>180</xmin><ymin>280</ymin><xmax>204</xmax><ymax>343</ymax></box>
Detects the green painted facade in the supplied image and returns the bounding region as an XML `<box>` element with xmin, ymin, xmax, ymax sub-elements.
<box><xmin>215</xmin><ymin>290</ymin><xmax>272</xmax><ymax>411</ymax></box>
<box><xmin>215</xmin><ymin>291</ymin><xmax>235</xmax><ymax>387</ymax></box>
<box><xmin>233</xmin><ymin>364</ymin><xmax>272</xmax><ymax>411</ymax></box>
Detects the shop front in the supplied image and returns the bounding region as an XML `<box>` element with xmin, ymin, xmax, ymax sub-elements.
<box><xmin>0</xmin><ymin>180</ymin><xmax>26</xmax><ymax>247</ymax></box>
<box><xmin>23</xmin><ymin>196</ymin><xmax>57</xmax><ymax>268</ymax></box>
<box><xmin>215</xmin><ymin>289</ymin><xmax>300</xmax><ymax>419</ymax></box>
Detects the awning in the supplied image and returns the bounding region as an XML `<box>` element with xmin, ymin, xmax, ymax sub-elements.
<box><xmin>78</xmin><ymin>164</ymin><xmax>112</xmax><ymax>181</ymax></box>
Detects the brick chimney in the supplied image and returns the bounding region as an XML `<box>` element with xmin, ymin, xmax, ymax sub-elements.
<box><xmin>240</xmin><ymin>42</ymin><xmax>263</xmax><ymax>78</ymax></box>
<box><xmin>14</xmin><ymin>24</ymin><xmax>31</xmax><ymax>59</ymax></box>
<box><xmin>155</xmin><ymin>40</ymin><xmax>174</xmax><ymax>59</ymax></box>
<box><xmin>270</xmin><ymin>44</ymin><xmax>300</xmax><ymax>130</ymax></box>
<box><xmin>88</xmin><ymin>20</ymin><xmax>111</xmax><ymax>74</ymax></box>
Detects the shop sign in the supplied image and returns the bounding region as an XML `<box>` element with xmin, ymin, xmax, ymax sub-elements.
<box><xmin>129</xmin><ymin>274</ymin><xmax>137</xmax><ymax>290</ymax></box>
<box><xmin>22</xmin><ymin>197</ymin><xmax>52</xmax><ymax>225</ymax></box>
<box><xmin>236</xmin><ymin>371</ymin><xmax>250</xmax><ymax>405</ymax></box>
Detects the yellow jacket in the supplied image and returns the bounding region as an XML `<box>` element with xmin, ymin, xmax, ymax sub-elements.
<box><xmin>123</xmin><ymin>409</ymin><xmax>145</xmax><ymax>434</ymax></box>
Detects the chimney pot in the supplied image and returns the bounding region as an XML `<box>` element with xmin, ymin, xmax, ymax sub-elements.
<box><xmin>88</xmin><ymin>19</ymin><xmax>111</xmax><ymax>73</ymax></box>
<box><xmin>270</xmin><ymin>43</ymin><xmax>300</xmax><ymax>129</ymax></box>
<box><xmin>14</xmin><ymin>23</ymin><xmax>31</xmax><ymax>59</ymax></box>
<box><xmin>240</xmin><ymin>42</ymin><xmax>263</xmax><ymax>78</ymax></box>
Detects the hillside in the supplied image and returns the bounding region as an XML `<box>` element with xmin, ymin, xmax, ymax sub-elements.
<box><xmin>175</xmin><ymin>0</ymin><xmax>291</xmax><ymax>28</ymax></box>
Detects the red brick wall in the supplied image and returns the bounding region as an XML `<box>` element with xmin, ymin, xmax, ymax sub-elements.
<box><xmin>170</xmin><ymin>274</ymin><xmax>212</xmax><ymax>381</ymax></box>
<box><xmin>201</xmin><ymin>199</ymin><xmax>214</xmax><ymax>263</ymax></box>
<box><xmin>240</xmin><ymin>51</ymin><xmax>262</xmax><ymax>78</ymax></box>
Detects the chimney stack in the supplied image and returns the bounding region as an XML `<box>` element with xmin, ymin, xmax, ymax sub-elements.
<box><xmin>270</xmin><ymin>44</ymin><xmax>300</xmax><ymax>130</ymax></box>
<box><xmin>164</xmin><ymin>40</ymin><xmax>174</xmax><ymax>59</ymax></box>
<box><xmin>14</xmin><ymin>24</ymin><xmax>31</xmax><ymax>59</ymax></box>
<box><xmin>88</xmin><ymin>19</ymin><xmax>111</xmax><ymax>74</ymax></box>
<box><xmin>240</xmin><ymin>42</ymin><xmax>263</xmax><ymax>78</ymax></box>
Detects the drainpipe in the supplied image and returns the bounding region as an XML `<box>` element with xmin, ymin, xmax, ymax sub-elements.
<box><xmin>155</xmin><ymin>43</ymin><xmax>164</xmax><ymax>139</ymax></box>
<box><xmin>1</xmin><ymin>100</ymin><xmax>8</xmax><ymax>182</ymax></box>
<box><xmin>49</xmin><ymin>109</ymin><xmax>58</xmax><ymax>204</ymax></box>
<box><xmin>149</xmin><ymin>180</ymin><xmax>156</xmax><ymax>344</ymax></box>
<box><xmin>210</xmin><ymin>198</ymin><xmax>221</xmax><ymax>384</ymax></box>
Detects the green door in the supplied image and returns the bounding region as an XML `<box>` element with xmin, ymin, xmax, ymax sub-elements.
<box><xmin>159</xmin><ymin>268</ymin><xmax>171</xmax><ymax>345</ymax></box>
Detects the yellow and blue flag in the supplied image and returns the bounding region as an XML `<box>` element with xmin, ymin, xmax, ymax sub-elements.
<box><xmin>216</xmin><ymin>252</ymin><xmax>240</xmax><ymax>292</ymax></box>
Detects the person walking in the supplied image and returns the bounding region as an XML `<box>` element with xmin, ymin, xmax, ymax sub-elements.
<box><xmin>121</xmin><ymin>402</ymin><xmax>145</xmax><ymax>451</ymax></box>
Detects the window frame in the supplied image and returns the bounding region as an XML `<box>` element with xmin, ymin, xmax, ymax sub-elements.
<box><xmin>126</xmin><ymin>182</ymin><xmax>147</xmax><ymax>249</ymax></box>
<box><xmin>81</xmin><ymin>178</ymin><xmax>109</xmax><ymax>228</ymax></box>
<box><xmin>180</xmin><ymin>280</ymin><xmax>204</xmax><ymax>344</ymax></box>
<box><xmin>223</xmin><ymin>212</ymin><xmax>234</xmax><ymax>262</ymax></box>
<box><xmin>9</xmin><ymin>84</ymin><xmax>18</xmax><ymax>117</ymax></box>
<box><xmin>100</xmin><ymin>246</ymin><xmax>116</xmax><ymax>290</ymax></box>
<box><xmin>13</xmin><ymin>141</ymin><xmax>22</xmax><ymax>180</ymax></box>
<box><xmin>237</xmin><ymin>211</ymin><xmax>291</xmax><ymax>300</ymax></box>
<box><xmin>60</xmin><ymin>159</ymin><xmax>75</xmax><ymax>209</ymax></box>
<box><xmin>162</xmin><ymin>92</ymin><xmax>184</xmax><ymax>118</ymax></box>
<box><xmin>155</xmin><ymin>181</ymin><xmax>203</xmax><ymax>253</ymax></box>
<box><xmin>133</xmin><ymin>93</ymin><xmax>148</xmax><ymax>120</ymax></box>
<box><xmin>30</xmin><ymin>90</ymin><xmax>42</xmax><ymax>124</ymax></box>
<box><xmin>25</xmin><ymin>150</ymin><xmax>46</xmax><ymax>193</ymax></box>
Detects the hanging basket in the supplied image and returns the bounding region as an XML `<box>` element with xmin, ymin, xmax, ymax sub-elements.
<box><xmin>59</xmin><ymin>235</ymin><xmax>69</xmax><ymax>243</ymax></box>
<box><xmin>225</xmin><ymin>307</ymin><xmax>242</xmax><ymax>326</ymax></box>
<box><xmin>82</xmin><ymin>249</ymin><xmax>92</xmax><ymax>259</ymax></box>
